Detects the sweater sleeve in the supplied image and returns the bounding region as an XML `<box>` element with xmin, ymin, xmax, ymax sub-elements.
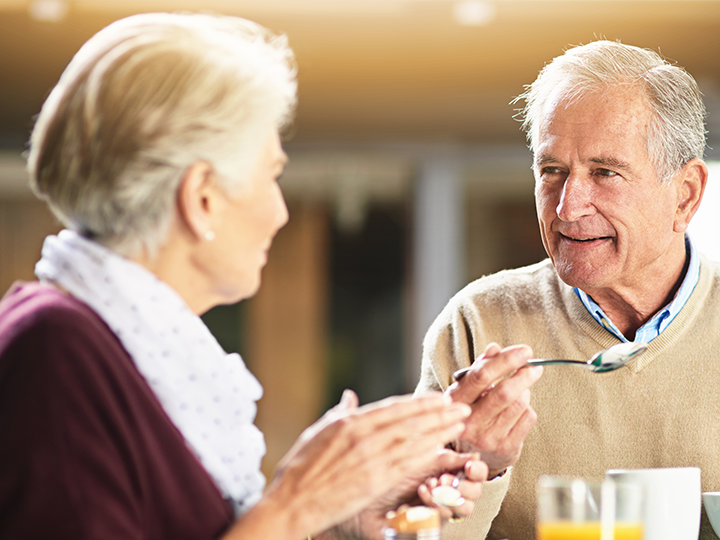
<box><xmin>442</xmin><ymin>471</ymin><xmax>511</xmax><ymax>540</ymax></box>
<box><xmin>416</xmin><ymin>294</ymin><xmax>510</xmax><ymax>540</ymax></box>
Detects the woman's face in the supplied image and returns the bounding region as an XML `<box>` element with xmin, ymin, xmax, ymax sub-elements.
<box><xmin>208</xmin><ymin>130</ymin><xmax>289</xmax><ymax>304</ymax></box>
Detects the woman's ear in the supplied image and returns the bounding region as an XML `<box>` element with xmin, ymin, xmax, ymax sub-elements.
<box><xmin>674</xmin><ymin>158</ymin><xmax>708</xmax><ymax>233</ymax></box>
<box><xmin>176</xmin><ymin>161</ymin><xmax>217</xmax><ymax>241</ymax></box>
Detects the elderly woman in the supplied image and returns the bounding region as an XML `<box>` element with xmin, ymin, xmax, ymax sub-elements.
<box><xmin>0</xmin><ymin>12</ymin><xmax>487</xmax><ymax>540</ymax></box>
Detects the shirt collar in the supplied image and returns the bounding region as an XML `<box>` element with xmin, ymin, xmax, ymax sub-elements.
<box><xmin>573</xmin><ymin>234</ymin><xmax>699</xmax><ymax>343</ymax></box>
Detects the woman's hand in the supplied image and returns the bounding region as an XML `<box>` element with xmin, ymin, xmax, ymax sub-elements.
<box><xmin>259</xmin><ymin>390</ymin><xmax>471</xmax><ymax>539</ymax></box>
<box><xmin>418</xmin><ymin>452</ymin><xmax>487</xmax><ymax>520</ymax></box>
<box><xmin>349</xmin><ymin>449</ymin><xmax>488</xmax><ymax>540</ymax></box>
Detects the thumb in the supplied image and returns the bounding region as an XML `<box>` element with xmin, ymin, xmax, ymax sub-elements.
<box><xmin>338</xmin><ymin>388</ymin><xmax>359</xmax><ymax>410</ymax></box>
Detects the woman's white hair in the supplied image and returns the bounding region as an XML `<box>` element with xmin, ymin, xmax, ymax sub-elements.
<box><xmin>27</xmin><ymin>12</ymin><xmax>297</xmax><ymax>256</ymax></box>
<box><xmin>516</xmin><ymin>40</ymin><xmax>706</xmax><ymax>183</ymax></box>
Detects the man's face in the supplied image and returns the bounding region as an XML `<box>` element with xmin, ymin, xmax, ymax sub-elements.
<box><xmin>533</xmin><ymin>88</ymin><xmax>683</xmax><ymax>296</ymax></box>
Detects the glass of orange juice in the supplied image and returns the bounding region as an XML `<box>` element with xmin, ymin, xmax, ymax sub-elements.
<box><xmin>537</xmin><ymin>476</ymin><xmax>644</xmax><ymax>540</ymax></box>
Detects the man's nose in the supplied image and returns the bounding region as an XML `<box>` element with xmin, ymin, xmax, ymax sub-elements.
<box><xmin>556</xmin><ymin>173</ymin><xmax>594</xmax><ymax>222</ymax></box>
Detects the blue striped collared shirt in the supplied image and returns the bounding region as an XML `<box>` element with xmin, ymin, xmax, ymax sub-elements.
<box><xmin>574</xmin><ymin>235</ymin><xmax>699</xmax><ymax>343</ymax></box>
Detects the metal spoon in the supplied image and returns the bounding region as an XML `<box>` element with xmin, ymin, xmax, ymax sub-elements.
<box><xmin>452</xmin><ymin>341</ymin><xmax>648</xmax><ymax>382</ymax></box>
<box><xmin>431</xmin><ymin>471</ymin><xmax>466</xmax><ymax>509</ymax></box>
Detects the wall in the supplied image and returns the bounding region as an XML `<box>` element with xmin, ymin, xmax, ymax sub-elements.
<box><xmin>0</xmin><ymin>198</ymin><xmax>61</xmax><ymax>296</ymax></box>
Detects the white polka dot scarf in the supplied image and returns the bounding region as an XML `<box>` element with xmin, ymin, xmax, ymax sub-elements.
<box><xmin>35</xmin><ymin>229</ymin><xmax>266</xmax><ymax>515</ymax></box>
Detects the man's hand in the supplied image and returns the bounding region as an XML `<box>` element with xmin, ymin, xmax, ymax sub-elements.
<box><xmin>446</xmin><ymin>342</ymin><xmax>543</xmax><ymax>476</ymax></box>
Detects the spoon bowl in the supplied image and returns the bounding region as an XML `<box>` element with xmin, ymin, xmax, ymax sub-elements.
<box><xmin>453</xmin><ymin>341</ymin><xmax>648</xmax><ymax>382</ymax></box>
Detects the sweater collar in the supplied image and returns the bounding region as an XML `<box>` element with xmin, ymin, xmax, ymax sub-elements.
<box><xmin>572</xmin><ymin>235</ymin><xmax>699</xmax><ymax>344</ymax></box>
<box><xmin>560</xmin><ymin>249</ymin><xmax>713</xmax><ymax>374</ymax></box>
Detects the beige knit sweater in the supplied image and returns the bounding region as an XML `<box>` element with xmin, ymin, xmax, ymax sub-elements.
<box><xmin>417</xmin><ymin>257</ymin><xmax>720</xmax><ymax>540</ymax></box>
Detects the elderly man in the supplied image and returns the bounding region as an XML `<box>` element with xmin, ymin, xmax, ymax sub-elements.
<box><xmin>417</xmin><ymin>40</ymin><xmax>720</xmax><ymax>540</ymax></box>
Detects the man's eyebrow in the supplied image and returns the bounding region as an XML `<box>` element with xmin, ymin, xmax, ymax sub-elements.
<box><xmin>534</xmin><ymin>154</ymin><xmax>556</xmax><ymax>167</ymax></box>
<box><xmin>589</xmin><ymin>156</ymin><xmax>632</xmax><ymax>171</ymax></box>
<box><xmin>533</xmin><ymin>154</ymin><xmax>633</xmax><ymax>171</ymax></box>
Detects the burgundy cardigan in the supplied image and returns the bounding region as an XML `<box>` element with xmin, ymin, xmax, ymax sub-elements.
<box><xmin>0</xmin><ymin>282</ymin><xmax>235</xmax><ymax>539</ymax></box>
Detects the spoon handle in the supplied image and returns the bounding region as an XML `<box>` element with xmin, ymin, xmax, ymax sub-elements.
<box><xmin>526</xmin><ymin>358</ymin><xmax>590</xmax><ymax>367</ymax></box>
<box><xmin>452</xmin><ymin>358</ymin><xmax>587</xmax><ymax>381</ymax></box>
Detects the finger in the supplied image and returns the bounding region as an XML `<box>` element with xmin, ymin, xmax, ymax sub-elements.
<box><xmin>373</xmin><ymin>421</ymin><xmax>468</xmax><ymax>477</ymax></box>
<box><xmin>339</xmin><ymin>388</ymin><xmax>359</xmax><ymax>409</ymax></box>
<box><xmin>494</xmin><ymin>387</ymin><xmax>533</xmax><ymax>432</ymax></box>
<box><xmin>456</xmin><ymin>462</ymin><xmax>486</xmax><ymax>501</ymax></box>
<box><xmin>471</xmin><ymin>345</ymin><xmax>534</xmax><ymax>393</ymax></box>
<box><xmin>448</xmin><ymin>341</ymin><xmax>502</xmax><ymax>387</ymax></box>
<box><xmin>306</xmin><ymin>400</ymin><xmax>470</xmax><ymax>488</ymax></box>
<box><xmin>482</xmin><ymin>380</ymin><xmax>533</xmax><ymax>429</ymax></box>
<box><xmin>419</xmin><ymin>484</ymin><xmax>460</xmax><ymax>520</ymax></box>
<box><xmin>422</xmin><ymin>448</ymin><xmax>480</xmax><ymax>481</ymax></box>
<box><xmin>349</xmin><ymin>392</ymin><xmax>452</xmax><ymax>433</ymax></box>
<box><xmin>403</xmin><ymin>402</ymin><xmax>472</xmax><ymax>436</ymax></box>
<box><xmin>461</xmin><ymin>363</ymin><xmax>541</xmax><ymax>439</ymax></box>
<box><xmin>449</xmin><ymin>499</ymin><xmax>476</xmax><ymax>518</ymax></box>
<box><xmin>449</xmin><ymin>345</ymin><xmax>533</xmax><ymax>404</ymax></box>
<box><xmin>463</xmin><ymin>458</ymin><xmax>488</xmax><ymax>482</ymax></box>
<box><xmin>419</xmin><ymin>477</ymin><xmax>480</xmax><ymax>521</ymax></box>
<box><xmin>418</xmin><ymin>482</ymin><xmax>433</xmax><ymax>502</ymax></box>
<box><xmin>422</xmin><ymin>451</ymin><xmax>484</xmax><ymax>491</ymax></box>
<box><xmin>318</xmin><ymin>428</ymin><xmax>466</xmax><ymax>510</ymax></box>
<box><xmin>296</xmin><ymin>389</ymin><xmax>361</xmax><ymax>442</ymax></box>
<box><xmin>448</xmin><ymin>342</ymin><xmax>502</xmax><ymax>387</ymax></box>
<box><xmin>421</xmin><ymin>484</ymin><xmax>477</xmax><ymax>521</ymax></box>
<box><xmin>417</xmin><ymin>484</ymin><xmax>456</xmax><ymax>520</ymax></box>
<box><xmin>465</xmin><ymin>387</ymin><xmax>532</xmax><ymax>451</ymax></box>
<box><xmin>344</xmin><ymin>400</ymin><xmax>472</xmax><ymax>447</ymax></box>
<box><xmin>494</xmin><ymin>400</ymin><xmax>538</xmax><ymax>456</ymax></box>
<box><xmin>435</xmin><ymin>472</ymin><xmax>458</xmax><ymax>486</ymax></box>
<box><xmin>314</xmin><ymin>417</ymin><xmax>468</xmax><ymax>489</ymax></box>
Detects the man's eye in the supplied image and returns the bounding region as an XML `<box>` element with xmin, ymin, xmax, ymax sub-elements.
<box><xmin>540</xmin><ymin>166</ymin><xmax>562</xmax><ymax>175</ymax></box>
<box><xmin>595</xmin><ymin>168</ymin><xmax>618</xmax><ymax>177</ymax></box>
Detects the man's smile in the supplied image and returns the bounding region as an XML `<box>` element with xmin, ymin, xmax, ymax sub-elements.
<box><xmin>558</xmin><ymin>232</ymin><xmax>614</xmax><ymax>243</ymax></box>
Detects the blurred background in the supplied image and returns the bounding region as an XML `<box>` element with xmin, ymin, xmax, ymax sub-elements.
<box><xmin>2</xmin><ymin>0</ymin><xmax>720</xmax><ymax>476</ymax></box>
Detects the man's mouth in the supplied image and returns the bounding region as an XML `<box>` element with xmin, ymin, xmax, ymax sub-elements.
<box><xmin>560</xmin><ymin>233</ymin><xmax>612</xmax><ymax>243</ymax></box>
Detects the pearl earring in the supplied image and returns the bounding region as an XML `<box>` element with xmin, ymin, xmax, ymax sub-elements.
<box><xmin>204</xmin><ymin>230</ymin><xmax>216</xmax><ymax>241</ymax></box>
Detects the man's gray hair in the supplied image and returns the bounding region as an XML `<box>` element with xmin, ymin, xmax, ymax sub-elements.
<box><xmin>27</xmin><ymin>12</ymin><xmax>297</xmax><ymax>256</ymax></box>
<box><xmin>516</xmin><ymin>40</ymin><xmax>706</xmax><ymax>182</ymax></box>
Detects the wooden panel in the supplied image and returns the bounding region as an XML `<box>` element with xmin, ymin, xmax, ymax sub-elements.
<box><xmin>247</xmin><ymin>202</ymin><xmax>329</xmax><ymax>478</ymax></box>
<box><xmin>0</xmin><ymin>199</ymin><xmax>62</xmax><ymax>296</ymax></box>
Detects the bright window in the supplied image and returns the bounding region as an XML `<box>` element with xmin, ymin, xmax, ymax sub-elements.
<box><xmin>687</xmin><ymin>162</ymin><xmax>720</xmax><ymax>261</ymax></box>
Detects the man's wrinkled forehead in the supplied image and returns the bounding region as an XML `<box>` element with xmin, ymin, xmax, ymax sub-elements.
<box><xmin>531</xmin><ymin>84</ymin><xmax>655</xmax><ymax>163</ymax></box>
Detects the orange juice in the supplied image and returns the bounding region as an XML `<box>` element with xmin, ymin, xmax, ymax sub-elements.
<box><xmin>537</xmin><ymin>521</ymin><xmax>643</xmax><ymax>540</ymax></box>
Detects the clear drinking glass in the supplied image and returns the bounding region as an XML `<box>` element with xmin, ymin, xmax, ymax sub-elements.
<box><xmin>536</xmin><ymin>475</ymin><xmax>644</xmax><ymax>540</ymax></box>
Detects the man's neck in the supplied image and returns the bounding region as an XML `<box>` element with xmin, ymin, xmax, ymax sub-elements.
<box><xmin>582</xmin><ymin>247</ymin><xmax>691</xmax><ymax>341</ymax></box>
